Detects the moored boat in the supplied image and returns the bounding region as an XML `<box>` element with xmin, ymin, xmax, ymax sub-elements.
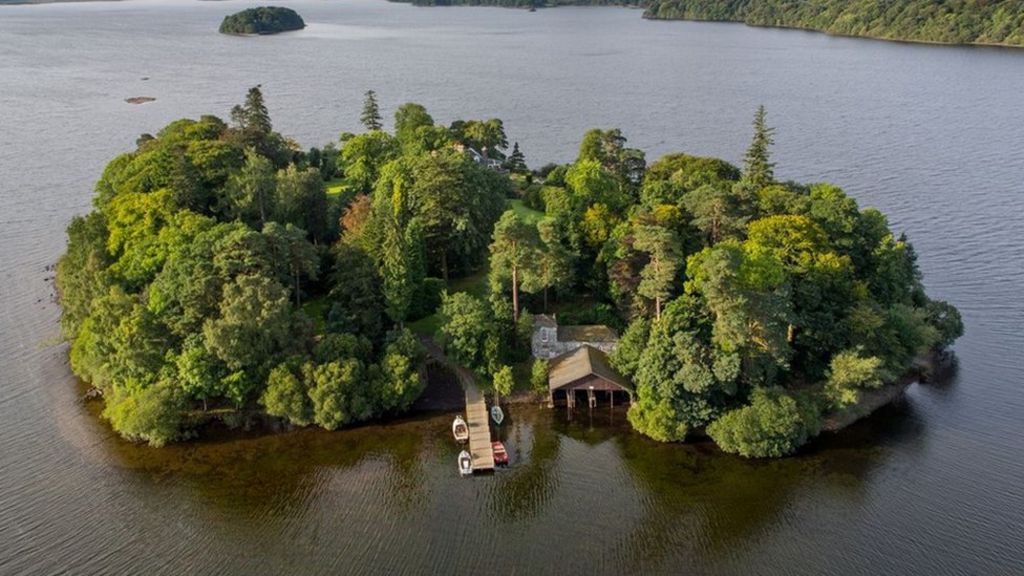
<box><xmin>452</xmin><ymin>415</ymin><xmax>469</xmax><ymax>443</ymax></box>
<box><xmin>491</xmin><ymin>441</ymin><xmax>509</xmax><ymax>467</ymax></box>
<box><xmin>490</xmin><ymin>405</ymin><xmax>504</xmax><ymax>425</ymax></box>
<box><xmin>458</xmin><ymin>450</ymin><xmax>473</xmax><ymax>476</ymax></box>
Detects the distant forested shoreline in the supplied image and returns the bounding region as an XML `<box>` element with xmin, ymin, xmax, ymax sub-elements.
<box><xmin>389</xmin><ymin>0</ymin><xmax>1024</xmax><ymax>48</ymax></box>
<box><xmin>642</xmin><ymin>0</ymin><xmax>1024</xmax><ymax>48</ymax></box>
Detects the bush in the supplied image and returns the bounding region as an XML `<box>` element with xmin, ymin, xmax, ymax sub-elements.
<box><xmin>824</xmin><ymin>348</ymin><xmax>890</xmax><ymax>408</ymax></box>
<box><xmin>530</xmin><ymin>359</ymin><xmax>549</xmax><ymax>395</ymax></box>
<box><xmin>103</xmin><ymin>379</ymin><xmax>185</xmax><ymax>447</ymax></box>
<box><xmin>707</xmin><ymin>387</ymin><xmax>819</xmax><ymax>458</ymax></box>
<box><xmin>409</xmin><ymin>277</ymin><xmax>445</xmax><ymax>321</ymax></box>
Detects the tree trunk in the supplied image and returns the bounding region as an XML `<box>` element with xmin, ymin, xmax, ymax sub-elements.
<box><xmin>441</xmin><ymin>251</ymin><xmax>449</xmax><ymax>283</ymax></box>
<box><xmin>543</xmin><ymin>286</ymin><xmax>549</xmax><ymax>313</ymax></box>
<box><xmin>512</xmin><ymin>265</ymin><xmax>519</xmax><ymax>323</ymax></box>
<box><xmin>655</xmin><ymin>296</ymin><xmax>661</xmax><ymax>321</ymax></box>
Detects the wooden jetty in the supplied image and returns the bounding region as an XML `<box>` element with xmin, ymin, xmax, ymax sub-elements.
<box><xmin>463</xmin><ymin>379</ymin><xmax>495</xmax><ymax>471</ymax></box>
<box><xmin>421</xmin><ymin>337</ymin><xmax>495</xmax><ymax>472</ymax></box>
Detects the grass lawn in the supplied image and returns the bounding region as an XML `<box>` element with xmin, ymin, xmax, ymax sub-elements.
<box><xmin>301</xmin><ymin>297</ymin><xmax>331</xmax><ymax>333</ymax></box>
<box><xmin>508</xmin><ymin>198</ymin><xmax>544</xmax><ymax>225</ymax></box>
<box><xmin>325</xmin><ymin>177</ymin><xmax>347</xmax><ymax>196</ymax></box>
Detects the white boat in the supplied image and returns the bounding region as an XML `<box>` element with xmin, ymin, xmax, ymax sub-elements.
<box><xmin>452</xmin><ymin>415</ymin><xmax>469</xmax><ymax>443</ymax></box>
<box><xmin>490</xmin><ymin>405</ymin><xmax>504</xmax><ymax>425</ymax></box>
<box><xmin>458</xmin><ymin>450</ymin><xmax>473</xmax><ymax>477</ymax></box>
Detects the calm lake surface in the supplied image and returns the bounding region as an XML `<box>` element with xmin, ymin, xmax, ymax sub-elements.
<box><xmin>2</xmin><ymin>1</ymin><xmax>1023</xmax><ymax>574</ymax></box>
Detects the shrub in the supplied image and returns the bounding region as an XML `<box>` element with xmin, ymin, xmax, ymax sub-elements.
<box><xmin>707</xmin><ymin>387</ymin><xmax>818</xmax><ymax>458</ymax></box>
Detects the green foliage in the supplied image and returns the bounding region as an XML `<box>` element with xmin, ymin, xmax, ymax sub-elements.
<box><xmin>530</xmin><ymin>359</ymin><xmax>549</xmax><ymax>395</ymax></box>
<box><xmin>394</xmin><ymin>102</ymin><xmax>435</xmax><ymax>147</ymax></box>
<box><xmin>340</xmin><ymin>131</ymin><xmax>400</xmax><ymax>195</ymax></box>
<box><xmin>488</xmin><ymin>210</ymin><xmax>540</xmax><ymax>320</ymax></box>
<box><xmin>59</xmin><ymin>94</ymin><xmax>961</xmax><ymax>453</ymax></box>
<box><xmin>824</xmin><ymin>348</ymin><xmax>889</xmax><ymax>408</ymax></box>
<box><xmin>643</xmin><ymin>0</ymin><xmax>1024</xmax><ymax>48</ymax></box>
<box><xmin>307</xmin><ymin>358</ymin><xmax>370</xmax><ymax>430</ymax></box>
<box><xmin>374</xmin><ymin>328</ymin><xmax>426</xmax><ymax>413</ymax></box>
<box><xmin>439</xmin><ymin>292</ymin><xmax>496</xmax><ymax>376</ymax></box>
<box><xmin>219</xmin><ymin>7</ymin><xmax>305</xmax><ymax>35</ymax></box>
<box><xmin>361</xmin><ymin>90</ymin><xmax>383</xmax><ymax>131</ymax></box>
<box><xmin>262</xmin><ymin>363</ymin><xmax>312</xmax><ymax>426</ymax></box>
<box><xmin>707</xmin><ymin>387</ymin><xmax>819</xmax><ymax>458</ymax></box>
<box><xmin>493</xmin><ymin>365</ymin><xmax>514</xmax><ymax>400</ymax></box>
<box><xmin>103</xmin><ymin>378</ymin><xmax>186</xmax><ymax>447</ymax></box>
<box><xmin>742</xmin><ymin>105</ymin><xmax>775</xmax><ymax>189</ymax></box>
<box><xmin>632</xmin><ymin>224</ymin><xmax>682</xmax><ymax>318</ymax></box>
<box><xmin>610</xmin><ymin>317</ymin><xmax>650</xmax><ymax>379</ymax></box>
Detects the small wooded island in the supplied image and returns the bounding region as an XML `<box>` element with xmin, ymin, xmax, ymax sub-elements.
<box><xmin>219</xmin><ymin>7</ymin><xmax>305</xmax><ymax>36</ymax></box>
<box><xmin>57</xmin><ymin>87</ymin><xmax>962</xmax><ymax>457</ymax></box>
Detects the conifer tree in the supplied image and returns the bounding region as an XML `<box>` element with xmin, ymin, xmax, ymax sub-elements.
<box><xmin>742</xmin><ymin>105</ymin><xmax>775</xmax><ymax>189</ymax></box>
<box><xmin>488</xmin><ymin>211</ymin><xmax>539</xmax><ymax>323</ymax></box>
<box><xmin>361</xmin><ymin>90</ymin><xmax>383</xmax><ymax>131</ymax></box>
<box><xmin>633</xmin><ymin>224</ymin><xmax>682</xmax><ymax>321</ymax></box>
<box><xmin>231</xmin><ymin>85</ymin><xmax>272</xmax><ymax>135</ymax></box>
<box><xmin>506</xmin><ymin>142</ymin><xmax>527</xmax><ymax>173</ymax></box>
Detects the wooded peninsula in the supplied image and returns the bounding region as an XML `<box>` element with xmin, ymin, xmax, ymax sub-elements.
<box><xmin>57</xmin><ymin>87</ymin><xmax>961</xmax><ymax>457</ymax></box>
<box><xmin>391</xmin><ymin>0</ymin><xmax>1024</xmax><ymax>48</ymax></box>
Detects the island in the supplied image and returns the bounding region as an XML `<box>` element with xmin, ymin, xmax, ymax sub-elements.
<box><xmin>57</xmin><ymin>86</ymin><xmax>962</xmax><ymax>457</ymax></box>
<box><xmin>219</xmin><ymin>6</ymin><xmax>305</xmax><ymax>36</ymax></box>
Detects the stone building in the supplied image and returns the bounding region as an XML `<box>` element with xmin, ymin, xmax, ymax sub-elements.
<box><xmin>531</xmin><ymin>314</ymin><xmax>619</xmax><ymax>360</ymax></box>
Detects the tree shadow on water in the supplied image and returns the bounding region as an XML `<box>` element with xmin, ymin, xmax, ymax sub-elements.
<box><xmin>611</xmin><ymin>396</ymin><xmax>928</xmax><ymax>574</ymax></box>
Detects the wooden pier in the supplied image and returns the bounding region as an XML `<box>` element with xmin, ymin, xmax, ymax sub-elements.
<box><xmin>421</xmin><ymin>337</ymin><xmax>495</xmax><ymax>472</ymax></box>
<box><xmin>463</xmin><ymin>379</ymin><xmax>495</xmax><ymax>471</ymax></box>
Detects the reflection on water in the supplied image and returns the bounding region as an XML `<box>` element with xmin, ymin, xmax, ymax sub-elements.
<box><xmin>77</xmin><ymin>397</ymin><xmax>928</xmax><ymax>575</ymax></box>
<box><xmin>2</xmin><ymin>0</ymin><xmax>1023</xmax><ymax>573</ymax></box>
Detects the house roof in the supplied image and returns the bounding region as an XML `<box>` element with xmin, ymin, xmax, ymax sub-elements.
<box><xmin>548</xmin><ymin>345</ymin><xmax>632</xmax><ymax>392</ymax></box>
<box><xmin>557</xmin><ymin>324</ymin><xmax>619</xmax><ymax>343</ymax></box>
<box><xmin>533</xmin><ymin>314</ymin><xmax>557</xmax><ymax>328</ymax></box>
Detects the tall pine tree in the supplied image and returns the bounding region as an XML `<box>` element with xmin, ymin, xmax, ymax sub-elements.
<box><xmin>361</xmin><ymin>90</ymin><xmax>383</xmax><ymax>131</ymax></box>
<box><xmin>742</xmin><ymin>105</ymin><xmax>775</xmax><ymax>190</ymax></box>
<box><xmin>506</xmin><ymin>142</ymin><xmax>527</xmax><ymax>173</ymax></box>
<box><xmin>633</xmin><ymin>224</ymin><xmax>682</xmax><ymax>321</ymax></box>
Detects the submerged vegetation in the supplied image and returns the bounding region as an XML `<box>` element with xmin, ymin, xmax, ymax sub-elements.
<box><xmin>59</xmin><ymin>87</ymin><xmax>960</xmax><ymax>455</ymax></box>
<box><xmin>219</xmin><ymin>7</ymin><xmax>305</xmax><ymax>36</ymax></box>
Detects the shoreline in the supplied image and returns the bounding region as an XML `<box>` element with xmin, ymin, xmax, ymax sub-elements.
<box><xmin>3</xmin><ymin>0</ymin><xmax>1020</xmax><ymax>50</ymax></box>
<box><xmin>642</xmin><ymin>15</ymin><xmax>1024</xmax><ymax>51</ymax></box>
<box><xmin>821</xmin><ymin>349</ymin><xmax>955</xmax><ymax>433</ymax></box>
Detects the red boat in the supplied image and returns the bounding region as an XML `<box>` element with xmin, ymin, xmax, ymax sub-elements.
<box><xmin>491</xmin><ymin>441</ymin><xmax>509</xmax><ymax>467</ymax></box>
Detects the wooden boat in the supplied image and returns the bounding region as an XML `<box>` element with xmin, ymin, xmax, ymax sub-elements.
<box><xmin>458</xmin><ymin>450</ymin><xmax>473</xmax><ymax>476</ymax></box>
<box><xmin>490</xmin><ymin>405</ymin><xmax>504</xmax><ymax>425</ymax></box>
<box><xmin>491</xmin><ymin>441</ymin><xmax>509</xmax><ymax>467</ymax></box>
<box><xmin>452</xmin><ymin>415</ymin><xmax>469</xmax><ymax>443</ymax></box>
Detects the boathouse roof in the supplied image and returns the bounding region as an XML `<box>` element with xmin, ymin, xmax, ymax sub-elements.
<box><xmin>548</xmin><ymin>345</ymin><xmax>632</xmax><ymax>393</ymax></box>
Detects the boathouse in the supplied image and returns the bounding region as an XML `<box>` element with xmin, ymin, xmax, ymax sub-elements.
<box><xmin>548</xmin><ymin>345</ymin><xmax>633</xmax><ymax>408</ymax></box>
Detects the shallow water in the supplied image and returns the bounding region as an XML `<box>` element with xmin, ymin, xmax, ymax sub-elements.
<box><xmin>1</xmin><ymin>1</ymin><xmax>1023</xmax><ymax>574</ymax></box>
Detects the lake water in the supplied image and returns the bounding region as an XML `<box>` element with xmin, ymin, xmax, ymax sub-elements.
<box><xmin>2</xmin><ymin>1</ymin><xmax>1023</xmax><ymax>574</ymax></box>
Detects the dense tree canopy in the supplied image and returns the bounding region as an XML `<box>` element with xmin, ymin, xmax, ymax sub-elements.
<box><xmin>60</xmin><ymin>91</ymin><xmax>961</xmax><ymax>458</ymax></box>
<box><xmin>219</xmin><ymin>7</ymin><xmax>305</xmax><ymax>36</ymax></box>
